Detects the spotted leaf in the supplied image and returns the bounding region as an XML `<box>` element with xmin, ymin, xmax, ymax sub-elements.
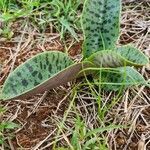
<box><xmin>0</xmin><ymin>51</ymin><xmax>92</xmax><ymax>101</ymax></box>
<box><xmin>87</xmin><ymin>46</ymin><xmax>149</xmax><ymax>67</ymax></box>
<box><xmin>94</xmin><ymin>67</ymin><xmax>147</xmax><ymax>91</ymax></box>
<box><xmin>115</xmin><ymin>45</ymin><xmax>149</xmax><ymax>66</ymax></box>
<box><xmin>82</xmin><ymin>0</ymin><xmax>121</xmax><ymax>57</ymax></box>
<box><xmin>87</xmin><ymin>50</ymin><xmax>123</xmax><ymax>67</ymax></box>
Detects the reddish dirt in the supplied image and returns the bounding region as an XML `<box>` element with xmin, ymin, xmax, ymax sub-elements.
<box><xmin>2</xmin><ymin>89</ymin><xmax>70</xmax><ymax>149</ymax></box>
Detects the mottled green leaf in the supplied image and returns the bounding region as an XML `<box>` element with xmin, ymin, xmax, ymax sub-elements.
<box><xmin>1</xmin><ymin>51</ymin><xmax>73</xmax><ymax>100</ymax></box>
<box><xmin>95</xmin><ymin>67</ymin><xmax>147</xmax><ymax>91</ymax></box>
<box><xmin>87</xmin><ymin>50</ymin><xmax>124</xmax><ymax>67</ymax></box>
<box><xmin>82</xmin><ymin>0</ymin><xmax>121</xmax><ymax>57</ymax></box>
<box><xmin>1</xmin><ymin>51</ymin><xmax>93</xmax><ymax>101</ymax></box>
<box><xmin>115</xmin><ymin>45</ymin><xmax>149</xmax><ymax>66</ymax></box>
<box><xmin>87</xmin><ymin>47</ymin><xmax>149</xmax><ymax>67</ymax></box>
<box><xmin>0</xmin><ymin>51</ymin><xmax>73</xmax><ymax>100</ymax></box>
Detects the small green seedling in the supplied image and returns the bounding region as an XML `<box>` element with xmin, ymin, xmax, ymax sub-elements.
<box><xmin>0</xmin><ymin>121</ymin><xmax>18</xmax><ymax>144</ymax></box>
<box><xmin>0</xmin><ymin>107</ymin><xmax>19</xmax><ymax>144</ymax></box>
<box><xmin>0</xmin><ymin>0</ymin><xmax>149</xmax><ymax>100</ymax></box>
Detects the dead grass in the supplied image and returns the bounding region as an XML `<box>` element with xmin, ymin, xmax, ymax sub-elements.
<box><xmin>0</xmin><ymin>1</ymin><xmax>150</xmax><ymax>150</ymax></box>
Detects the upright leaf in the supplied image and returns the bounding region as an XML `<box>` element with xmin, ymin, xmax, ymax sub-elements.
<box><xmin>82</xmin><ymin>0</ymin><xmax>121</xmax><ymax>57</ymax></box>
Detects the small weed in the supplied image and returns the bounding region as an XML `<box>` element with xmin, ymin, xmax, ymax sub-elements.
<box><xmin>0</xmin><ymin>121</ymin><xmax>18</xmax><ymax>144</ymax></box>
<box><xmin>53</xmin><ymin>86</ymin><xmax>123</xmax><ymax>150</ymax></box>
<box><xmin>0</xmin><ymin>25</ymin><xmax>14</xmax><ymax>39</ymax></box>
<box><xmin>0</xmin><ymin>106</ymin><xmax>18</xmax><ymax>145</ymax></box>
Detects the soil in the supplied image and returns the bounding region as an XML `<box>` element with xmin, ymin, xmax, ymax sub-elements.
<box><xmin>9</xmin><ymin>89</ymin><xmax>70</xmax><ymax>149</ymax></box>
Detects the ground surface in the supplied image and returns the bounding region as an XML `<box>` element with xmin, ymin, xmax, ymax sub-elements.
<box><xmin>0</xmin><ymin>1</ymin><xmax>150</xmax><ymax>150</ymax></box>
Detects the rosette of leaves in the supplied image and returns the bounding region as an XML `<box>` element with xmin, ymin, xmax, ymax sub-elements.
<box><xmin>0</xmin><ymin>0</ymin><xmax>149</xmax><ymax>101</ymax></box>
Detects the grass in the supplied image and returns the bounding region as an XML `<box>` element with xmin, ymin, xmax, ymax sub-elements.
<box><xmin>39</xmin><ymin>82</ymin><xmax>124</xmax><ymax>150</ymax></box>
<box><xmin>0</xmin><ymin>0</ymin><xmax>83</xmax><ymax>40</ymax></box>
<box><xmin>0</xmin><ymin>106</ymin><xmax>18</xmax><ymax>145</ymax></box>
<box><xmin>0</xmin><ymin>0</ymin><xmax>150</xmax><ymax>150</ymax></box>
<box><xmin>51</xmin><ymin>81</ymin><xmax>124</xmax><ymax>150</ymax></box>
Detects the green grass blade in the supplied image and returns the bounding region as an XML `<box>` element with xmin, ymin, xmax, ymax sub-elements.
<box><xmin>82</xmin><ymin>0</ymin><xmax>121</xmax><ymax>58</ymax></box>
<box><xmin>60</xmin><ymin>17</ymin><xmax>79</xmax><ymax>41</ymax></box>
<box><xmin>85</xmin><ymin>125</ymin><xmax>123</xmax><ymax>138</ymax></box>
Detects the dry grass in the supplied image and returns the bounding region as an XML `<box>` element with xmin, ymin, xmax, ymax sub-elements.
<box><xmin>0</xmin><ymin>1</ymin><xmax>150</xmax><ymax>150</ymax></box>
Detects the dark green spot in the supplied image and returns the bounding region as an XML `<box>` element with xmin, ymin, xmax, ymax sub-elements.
<box><xmin>91</xmin><ymin>20</ymin><xmax>96</xmax><ymax>24</ymax></box>
<box><xmin>93</xmin><ymin>1</ymin><xmax>97</xmax><ymax>5</ymax></box>
<box><xmin>32</xmin><ymin>71</ymin><xmax>38</xmax><ymax>77</ymax></box>
<box><xmin>106</xmin><ymin>37</ymin><xmax>110</xmax><ymax>41</ymax></box>
<box><xmin>12</xmin><ymin>87</ymin><xmax>18</xmax><ymax>95</ymax></box>
<box><xmin>103</xmin><ymin>29</ymin><xmax>109</xmax><ymax>33</ymax></box>
<box><xmin>34</xmin><ymin>81</ymin><xmax>40</xmax><ymax>86</ymax></box>
<box><xmin>9</xmin><ymin>77</ymin><xmax>14</xmax><ymax>82</ymax></box>
<box><xmin>52</xmin><ymin>54</ymin><xmax>55</xmax><ymax>61</ymax></box>
<box><xmin>107</xmin><ymin>19</ymin><xmax>111</xmax><ymax>23</ymax></box>
<box><xmin>40</xmin><ymin>62</ymin><xmax>43</xmax><ymax>69</ymax></box>
<box><xmin>102</xmin><ymin>10</ymin><xmax>106</xmax><ymax>14</ymax></box>
<box><xmin>46</xmin><ymin>54</ymin><xmax>49</xmax><ymax>65</ymax></box>
<box><xmin>98</xmin><ymin>1</ymin><xmax>102</xmax><ymax>5</ymax></box>
<box><xmin>38</xmin><ymin>73</ymin><xmax>43</xmax><ymax>80</ymax></box>
<box><xmin>111</xmin><ymin>5</ymin><xmax>115</xmax><ymax>9</ymax></box>
<box><xmin>94</xmin><ymin>13</ymin><xmax>99</xmax><ymax>18</ymax></box>
<box><xmin>44</xmin><ymin>64</ymin><xmax>47</xmax><ymax>69</ymax></box>
<box><xmin>85</xmin><ymin>27</ymin><xmax>90</xmax><ymax>31</ymax></box>
<box><xmin>17</xmin><ymin>72</ymin><xmax>22</xmax><ymax>77</ymax></box>
<box><xmin>22</xmin><ymin>79</ymin><xmax>28</xmax><ymax>87</ymax></box>
<box><xmin>48</xmin><ymin>65</ymin><xmax>52</xmax><ymax>72</ymax></box>
<box><xmin>33</xmin><ymin>58</ymin><xmax>37</xmax><ymax>63</ymax></box>
<box><xmin>56</xmin><ymin>55</ymin><xmax>59</xmax><ymax>65</ymax></box>
<box><xmin>93</xmin><ymin>33</ymin><xmax>98</xmax><ymax>37</ymax></box>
